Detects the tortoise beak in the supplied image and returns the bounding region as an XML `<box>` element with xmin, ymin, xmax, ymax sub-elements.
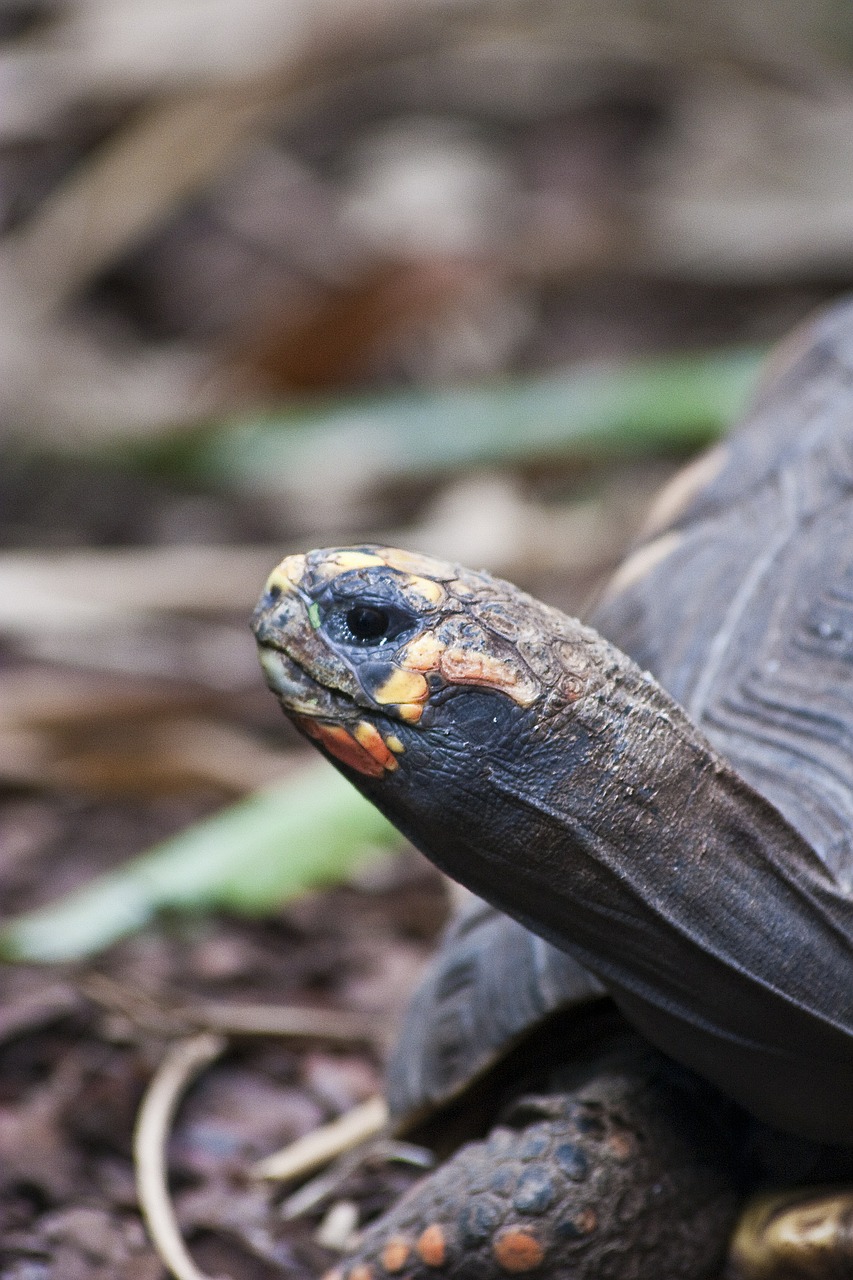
<box><xmin>252</xmin><ymin>588</ymin><xmax>363</xmax><ymax>719</ymax></box>
<box><xmin>251</xmin><ymin>583</ymin><xmax>307</xmax><ymax>656</ymax></box>
<box><xmin>256</xmin><ymin>645</ymin><xmax>334</xmax><ymax>718</ymax></box>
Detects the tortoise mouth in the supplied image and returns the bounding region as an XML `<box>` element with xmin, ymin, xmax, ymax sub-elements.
<box><xmin>257</xmin><ymin>640</ymin><xmax>408</xmax><ymax>777</ymax></box>
<box><xmin>257</xmin><ymin>644</ymin><xmax>360</xmax><ymax>723</ymax></box>
<box><xmin>253</xmin><ymin>584</ymin><xmax>371</xmax><ymax>721</ymax></box>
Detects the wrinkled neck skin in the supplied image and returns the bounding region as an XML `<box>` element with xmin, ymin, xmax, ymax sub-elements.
<box><xmin>349</xmin><ymin>628</ymin><xmax>853</xmax><ymax>1143</ymax></box>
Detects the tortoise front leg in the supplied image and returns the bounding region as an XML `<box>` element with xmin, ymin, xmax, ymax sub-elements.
<box><xmin>330</xmin><ymin>1045</ymin><xmax>741</xmax><ymax>1280</ymax></box>
<box><xmin>728</xmin><ymin>1188</ymin><xmax>853</xmax><ymax>1279</ymax></box>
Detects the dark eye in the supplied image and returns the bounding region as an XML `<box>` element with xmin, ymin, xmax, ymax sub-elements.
<box><xmin>345</xmin><ymin>605</ymin><xmax>391</xmax><ymax>643</ymax></box>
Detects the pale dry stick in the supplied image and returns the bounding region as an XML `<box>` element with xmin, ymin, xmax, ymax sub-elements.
<box><xmin>2</xmin><ymin>0</ymin><xmax>489</xmax><ymax>320</ymax></box>
<box><xmin>191</xmin><ymin>1000</ymin><xmax>380</xmax><ymax>1045</ymax></box>
<box><xmin>0</xmin><ymin>0</ymin><xmax>500</xmax><ymax>147</ymax></box>
<box><xmin>252</xmin><ymin>1095</ymin><xmax>389</xmax><ymax>1183</ymax></box>
<box><xmin>280</xmin><ymin>1137</ymin><xmax>434</xmax><ymax>1220</ymax></box>
<box><xmin>83</xmin><ymin>974</ymin><xmax>381</xmax><ymax>1046</ymax></box>
<box><xmin>4</xmin><ymin>87</ymin><xmax>276</xmax><ymax>319</ymax></box>
<box><xmin>2</xmin><ymin>0</ymin><xmax>837</xmax><ymax>145</ymax></box>
<box><xmin>0</xmin><ymin>0</ymin><xmax>354</xmax><ymax>134</ymax></box>
<box><xmin>134</xmin><ymin>1032</ymin><xmax>228</xmax><ymax>1280</ymax></box>
<box><xmin>280</xmin><ymin>1146</ymin><xmax>378</xmax><ymax>1221</ymax></box>
<box><xmin>0</xmin><ymin>544</ymin><xmax>289</xmax><ymax>628</ymax></box>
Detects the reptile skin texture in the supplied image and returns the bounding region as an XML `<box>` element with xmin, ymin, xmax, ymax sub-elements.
<box><xmin>330</xmin><ymin>1047</ymin><xmax>741</xmax><ymax>1280</ymax></box>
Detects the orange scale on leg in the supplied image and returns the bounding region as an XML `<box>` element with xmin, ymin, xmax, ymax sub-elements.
<box><xmin>492</xmin><ymin>1228</ymin><xmax>545</xmax><ymax>1273</ymax></box>
<box><xmin>380</xmin><ymin>1237</ymin><xmax>413</xmax><ymax>1273</ymax></box>
<box><xmin>416</xmin><ymin>1224</ymin><xmax>447</xmax><ymax>1267</ymax></box>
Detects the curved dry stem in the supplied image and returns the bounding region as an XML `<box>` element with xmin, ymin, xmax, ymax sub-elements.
<box><xmin>252</xmin><ymin>1094</ymin><xmax>389</xmax><ymax>1182</ymax></box>
<box><xmin>134</xmin><ymin>1032</ymin><xmax>228</xmax><ymax>1280</ymax></box>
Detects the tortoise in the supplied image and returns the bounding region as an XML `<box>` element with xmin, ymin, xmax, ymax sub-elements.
<box><xmin>252</xmin><ymin>297</ymin><xmax>853</xmax><ymax>1280</ymax></box>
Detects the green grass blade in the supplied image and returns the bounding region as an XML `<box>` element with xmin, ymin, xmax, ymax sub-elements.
<box><xmin>0</xmin><ymin>765</ymin><xmax>402</xmax><ymax>963</ymax></box>
<box><xmin>191</xmin><ymin>348</ymin><xmax>764</xmax><ymax>494</ymax></box>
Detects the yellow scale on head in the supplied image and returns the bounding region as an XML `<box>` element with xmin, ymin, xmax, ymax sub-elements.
<box><xmin>264</xmin><ymin>553</ymin><xmax>306</xmax><ymax>596</ymax></box>
<box><xmin>320</xmin><ymin>551</ymin><xmax>385</xmax><ymax>575</ymax></box>
<box><xmin>372</xmin><ymin>667</ymin><xmax>430</xmax><ymax>723</ymax></box>
<box><xmin>402</xmin><ymin>575</ymin><xmax>445</xmax><ymax>607</ymax></box>
<box><xmin>404</xmin><ymin>632</ymin><xmax>446</xmax><ymax>672</ymax></box>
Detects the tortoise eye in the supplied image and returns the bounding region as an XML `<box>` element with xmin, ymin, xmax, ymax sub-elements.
<box><xmin>345</xmin><ymin>605</ymin><xmax>391</xmax><ymax>643</ymax></box>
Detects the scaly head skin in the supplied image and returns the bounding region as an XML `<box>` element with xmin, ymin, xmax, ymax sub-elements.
<box><xmin>252</xmin><ymin>544</ymin><xmax>608</xmax><ymax>787</ymax></box>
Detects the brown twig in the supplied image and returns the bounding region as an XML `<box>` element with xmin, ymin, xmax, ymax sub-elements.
<box><xmin>190</xmin><ymin>1000</ymin><xmax>380</xmax><ymax>1045</ymax></box>
<box><xmin>82</xmin><ymin>974</ymin><xmax>381</xmax><ymax>1046</ymax></box>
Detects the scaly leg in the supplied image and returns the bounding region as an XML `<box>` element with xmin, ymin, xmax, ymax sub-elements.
<box><xmin>327</xmin><ymin>1048</ymin><xmax>741</xmax><ymax>1280</ymax></box>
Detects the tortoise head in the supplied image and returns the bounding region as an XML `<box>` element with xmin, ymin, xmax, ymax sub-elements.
<box><xmin>251</xmin><ymin>545</ymin><xmax>604</xmax><ymax>786</ymax></box>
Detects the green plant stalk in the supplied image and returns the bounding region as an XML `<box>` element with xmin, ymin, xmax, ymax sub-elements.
<box><xmin>0</xmin><ymin>766</ymin><xmax>402</xmax><ymax>963</ymax></box>
<box><xmin>126</xmin><ymin>348</ymin><xmax>764</xmax><ymax>490</ymax></box>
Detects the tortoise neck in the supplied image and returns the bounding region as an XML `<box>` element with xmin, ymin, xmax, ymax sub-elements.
<box><xmin>376</xmin><ymin>644</ymin><xmax>853</xmax><ymax>1141</ymax></box>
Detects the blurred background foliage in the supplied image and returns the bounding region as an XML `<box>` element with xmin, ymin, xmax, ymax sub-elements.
<box><xmin>2</xmin><ymin>0</ymin><xmax>853</xmax><ymax>955</ymax></box>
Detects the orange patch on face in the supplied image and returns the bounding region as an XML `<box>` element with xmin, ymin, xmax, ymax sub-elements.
<box><xmin>380</xmin><ymin>1237</ymin><xmax>412</xmax><ymax>1273</ymax></box>
<box><xmin>353</xmin><ymin>721</ymin><xmax>399</xmax><ymax>771</ymax></box>
<box><xmin>416</xmin><ymin>1225</ymin><xmax>447</xmax><ymax>1267</ymax></box>
<box><xmin>492</xmin><ymin>1228</ymin><xmax>545</xmax><ymax>1272</ymax></box>
<box><xmin>349</xmin><ymin>1266</ymin><xmax>374</xmax><ymax>1280</ymax></box>
<box><xmin>397</xmin><ymin>702</ymin><xmax>424</xmax><ymax>724</ymax></box>
<box><xmin>298</xmin><ymin>719</ymin><xmax>386</xmax><ymax>778</ymax></box>
<box><xmin>440</xmin><ymin>647</ymin><xmax>538</xmax><ymax>706</ymax></box>
<box><xmin>404</xmin><ymin>632</ymin><xmax>446</xmax><ymax>672</ymax></box>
